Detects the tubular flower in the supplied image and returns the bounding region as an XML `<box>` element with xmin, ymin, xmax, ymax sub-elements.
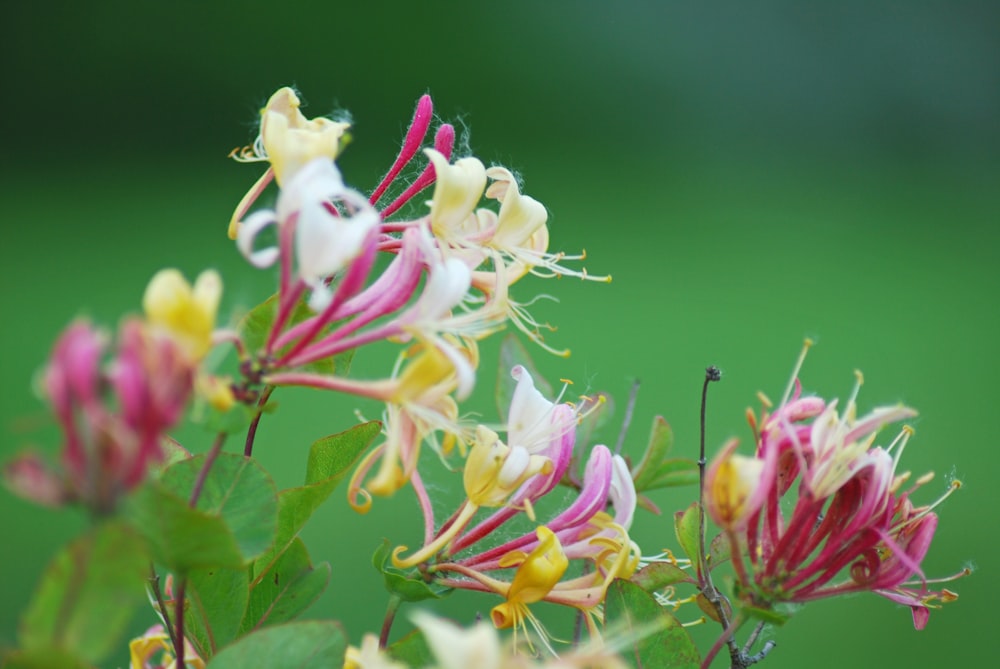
<box><xmin>387</xmin><ymin>366</ymin><xmax>639</xmax><ymax>646</ymax></box>
<box><xmin>463</xmin><ymin>425</ymin><xmax>553</xmax><ymax>507</ymax></box>
<box><xmin>142</xmin><ymin>268</ymin><xmax>222</xmax><ymax>361</ymax></box>
<box><xmin>129</xmin><ymin>624</ymin><xmax>203</xmax><ymax>669</ymax></box>
<box><xmin>237</xmin><ymin>158</ymin><xmax>380</xmax><ymax>311</ymax></box>
<box><xmin>3</xmin><ymin>316</ymin><xmax>195</xmax><ymax>514</ymax></box>
<box><xmin>705</xmin><ymin>343</ymin><xmax>965</xmax><ymax>628</ymax></box>
<box><xmin>491</xmin><ymin>526</ymin><xmax>570</xmax><ymax>632</ymax></box>
<box><xmin>346</xmin><ymin>611</ymin><xmax>631</xmax><ymax>669</ymax></box>
<box><xmin>344</xmin><ymin>340</ymin><xmax>474</xmax><ymax>512</ymax></box>
<box><xmin>229</xmin><ymin>87</ymin><xmax>351</xmax><ymax>237</ymax></box>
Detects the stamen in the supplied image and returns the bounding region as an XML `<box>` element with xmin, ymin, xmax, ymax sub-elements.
<box><xmin>779</xmin><ymin>338</ymin><xmax>813</xmax><ymax>409</ymax></box>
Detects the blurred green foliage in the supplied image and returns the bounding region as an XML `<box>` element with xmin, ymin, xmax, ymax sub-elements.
<box><xmin>2</xmin><ymin>2</ymin><xmax>996</xmax><ymax>667</ymax></box>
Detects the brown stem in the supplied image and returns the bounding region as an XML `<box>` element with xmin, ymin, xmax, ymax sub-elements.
<box><xmin>189</xmin><ymin>432</ymin><xmax>227</xmax><ymax>507</ymax></box>
<box><xmin>174</xmin><ymin>577</ymin><xmax>187</xmax><ymax>667</ymax></box>
<box><xmin>244</xmin><ymin>385</ymin><xmax>275</xmax><ymax>457</ymax></box>
<box><xmin>379</xmin><ymin>595</ymin><xmax>402</xmax><ymax>648</ymax></box>
<box><xmin>697</xmin><ymin>367</ymin><xmax>744</xmax><ymax>664</ymax></box>
<box><xmin>148</xmin><ymin>564</ymin><xmax>177</xmax><ymax>651</ymax></box>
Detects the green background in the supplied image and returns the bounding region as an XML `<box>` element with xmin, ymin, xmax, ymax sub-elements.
<box><xmin>2</xmin><ymin>1</ymin><xmax>996</xmax><ymax>667</ymax></box>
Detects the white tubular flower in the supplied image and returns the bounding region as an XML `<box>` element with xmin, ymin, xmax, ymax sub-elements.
<box><xmin>426</xmin><ymin>148</ymin><xmax>488</xmax><ymax>243</ymax></box>
<box><xmin>411</xmin><ymin>611</ymin><xmax>502</xmax><ymax>669</ymax></box>
<box><xmin>283</xmin><ymin>160</ymin><xmax>380</xmax><ymax>310</ymax></box>
<box><xmin>235</xmin><ymin>158</ymin><xmax>380</xmax><ymax>312</ymax></box>
<box><xmin>609</xmin><ymin>454</ymin><xmax>637</xmax><ymax>530</ymax></box>
<box><xmin>484</xmin><ymin>166</ymin><xmax>548</xmax><ymax>253</ymax></box>
<box><xmin>507</xmin><ymin>365</ymin><xmax>560</xmax><ymax>454</ymax></box>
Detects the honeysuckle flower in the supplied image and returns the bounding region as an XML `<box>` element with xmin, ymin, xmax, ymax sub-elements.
<box><xmin>490</xmin><ymin>526</ymin><xmax>569</xmax><ymax>633</ymax></box>
<box><xmin>426</xmin><ymin>148</ymin><xmax>489</xmax><ymax>244</ymax></box>
<box><xmin>142</xmin><ymin>268</ymin><xmax>222</xmax><ymax>361</ymax></box>
<box><xmin>348</xmin><ymin>611</ymin><xmax>631</xmax><ymax>669</ymax></box>
<box><xmin>705</xmin><ymin>344</ymin><xmax>964</xmax><ymax>627</ymax></box>
<box><xmin>412</xmin><ymin>611</ymin><xmax>503</xmax><ymax>669</ymax></box>
<box><xmin>258</xmin><ymin>87</ymin><xmax>351</xmax><ymax>185</ymax></box>
<box><xmin>608</xmin><ymin>453</ymin><xmax>637</xmax><ymax>529</ymax></box>
<box><xmin>703</xmin><ymin>439</ymin><xmax>768</xmax><ymax>532</ymax></box>
<box><xmin>4</xmin><ymin>317</ymin><xmax>195</xmax><ymax>513</ymax></box>
<box><xmin>340</xmin><ymin>341</ymin><xmax>475</xmax><ymax>511</ymax></box>
<box><xmin>463</xmin><ymin>425</ymin><xmax>553</xmax><ymax>507</ymax></box>
<box><xmin>228</xmin><ymin>87</ymin><xmax>351</xmax><ymax>238</ymax></box>
<box><xmin>129</xmin><ymin>624</ymin><xmax>203</xmax><ymax>669</ymax></box>
<box><xmin>237</xmin><ymin>158</ymin><xmax>380</xmax><ymax>311</ymax></box>
<box><xmin>344</xmin><ymin>634</ymin><xmax>406</xmax><ymax>669</ymax></box>
<box><xmin>386</xmin><ymin>367</ymin><xmax>639</xmax><ymax>646</ymax></box>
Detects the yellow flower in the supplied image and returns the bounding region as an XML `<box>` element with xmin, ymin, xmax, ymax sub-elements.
<box><xmin>129</xmin><ymin>624</ymin><xmax>204</xmax><ymax>669</ymax></box>
<box><xmin>704</xmin><ymin>439</ymin><xmax>767</xmax><ymax>531</ymax></box>
<box><xmin>463</xmin><ymin>425</ymin><xmax>552</xmax><ymax>507</ymax></box>
<box><xmin>260</xmin><ymin>87</ymin><xmax>351</xmax><ymax>186</ymax></box>
<box><xmin>491</xmin><ymin>526</ymin><xmax>569</xmax><ymax>631</ymax></box>
<box><xmin>142</xmin><ymin>268</ymin><xmax>222</xmax><ymax>361</ymax></box>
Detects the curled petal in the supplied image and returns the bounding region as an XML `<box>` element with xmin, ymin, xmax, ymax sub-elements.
<box><xmin>260</xmin><ymin>87</ymin><xmax>350</xmax><ymax>184</ymax></box>
<box><xmin>609</xmin><ymin>454</ymin><xmax>637</xmax><ymax>530</ymax></box>
<box><xmin>426</xmin><ymin>149</ymin><xmax>487</xmax><ymax>241</ymax></box>
<box><xmin>236</xmin><ymin>209</ymin><xmax>281</xmax><ymax>268</ymax></box>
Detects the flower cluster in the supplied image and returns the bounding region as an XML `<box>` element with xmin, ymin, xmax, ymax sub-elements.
<box><xmin>4</xmin><ymin>269</ymin><xmax>222</xmax><ymax>513</ymax></box>
<box><xmin>388</xmin><ymin>366</ymin><xmax>639</xmax><ymax>647</ymax></box>
<box><xmin>227</xmin><ymin>88</ymin><xmax>607</xmax><ymax>506</ymax></box>
<box><xmin>704</xmin><ymin>342</ymin><xmax>964</xmax><ymax>629</ymax></box>
<box><xmin>346</xmin><ymin>611</ymin><xmax>629</xmax><ymax>669</ymax></box>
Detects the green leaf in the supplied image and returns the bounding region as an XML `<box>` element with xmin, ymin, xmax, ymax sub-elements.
<box><xmin>192</xmin><ymin>399</ymin><xmax>256</xmax><ymax>436</ymax></box>
<box><xmin>184</xmin><ymin>566</ymin><xmax>250</xmax><ymax>659</ymax></box>
<box><xmin>206</xmin><ymin>620</ymin><xmax>346</xmax><ymax>669</ymax></box>
<box><xmin>123</xmin><ymin>481</ymin><xmax>245</xmax><ymax>571</ymax></box>
<box><xmin>708</xmin><ymin>533</ymin><xmax>732</xmax><ymax>569</ymax></box>
<box><xmin>674</xmin><ymin>502</ymin><xmax>702</xmax><ymax>566</ymax></box>
<box><xmin>742</xmin><ymin>604</ymin><xmax>791</xmax><ymax>626</ymax></box>
<box><xmin>631</xmin><ymin>562</ymin><xmax>694</xmax><ymax>592</ymax></box>
<box><xmin>150</xmin><ymin>437</ymin><xmax>193</xmax><ymax>477</ymax></box>
<box><xmin>372</xmin><ymin>540</ymin><xmax>452</xmax><ymax>603</ymax></box>
<box><xmin>242</xmin><ymin>538</ymin><xmax>330</xmax><ymax>634</ymax></box>
<box><xmin>160</xmin><ymin>453</ymin><xmax>279</xmax><ymax>564</ymax></box>
<box><xmin>19</xmin><ymin>521</ymin><xmax>147</xmax><ymax>664</ymax></box>
<box><xmin>239</xmin><ymin>292</ymin><xmax>355</xmax><ymax>376</ymax></box>
<box><xmin>495</xmin><ymin>333</ymin><xmax>553</xmax><ymax>421</ymax></box>
<box><xmin>252</xmin><ymin>421</ymin><xmax>380</xmax><ymax>580</ymax></box>
<box><xmin>632</xmin><ymin>417</ymin><xmax>698</xmax><ymax>491</ymax></box>
<box><xmin>604</xmin><ymin>579</ymin><xmax>700</xmax><ymax>669</ymax></box>
<box><xmin>305</xmin><ymin>420</ymin><xmax>382</xmax><ymax>486</ymax></box>
<box><xmin>386</xmin><ymin>629</ymin><xmax>433</xmax><ymax>667</ymax></box>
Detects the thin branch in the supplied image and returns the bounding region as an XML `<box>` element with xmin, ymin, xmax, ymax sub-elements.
<box><xmin>379</xmin><ymin>595</ymin><xmax>402</xmax><ymax>648</ymax></box>
<box><xmin>173</xmin><ymin>577</ymin><xmax>187</xmax><ymax>667</ymax></box>
<box><xmin>244</xmin><ymin>385</ymin><xmax>275</xmax><ymax>457</ymax></box>
<box><xmin>148</xmin><ymin>564</ymin><xmax>177</xmax><ymax>651</ymax></box>
<box><xmin>189</xmin><ymin>432</ymin><xmax>227</xmax><ymax>507</ymax></box>
<box><xmin>613</xmin><ymin>379</ymin><xmax>641</xmax><ymax>455</ymax></box>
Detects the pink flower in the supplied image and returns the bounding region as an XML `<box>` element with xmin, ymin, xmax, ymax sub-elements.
<box><xmin>5</xmin><ymin>319</ymin><xmax>194</xmax><ymax>513</ymax></box>
<box><xmin>704</xmin><ymin>345</ymin><xmax>964</xmax><ymax>627</ymax></box>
